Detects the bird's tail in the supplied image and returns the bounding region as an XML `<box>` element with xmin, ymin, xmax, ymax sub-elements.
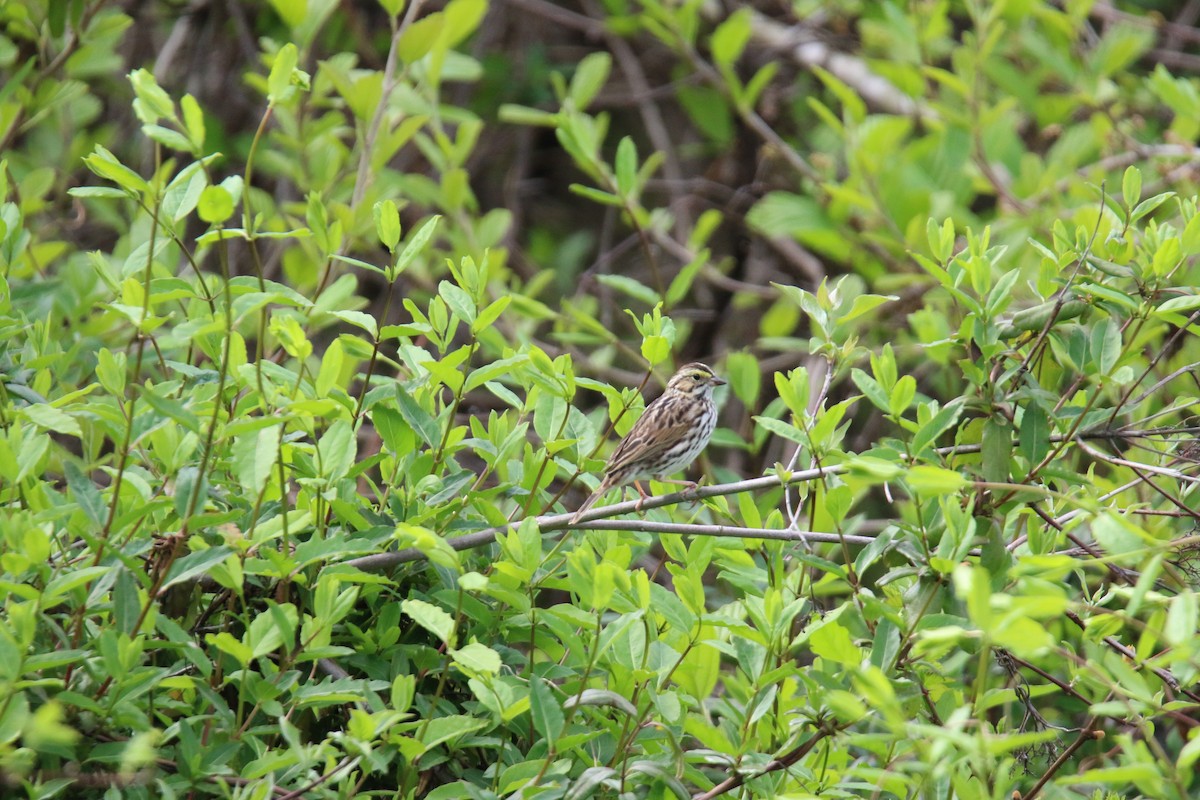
<box><xmin>570</xmin><ymin>480</ymin><xmax>610</xmax><ymax>524</ymax></box>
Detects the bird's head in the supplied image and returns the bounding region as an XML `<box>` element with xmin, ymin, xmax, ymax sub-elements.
<box><xmin>667</xmin><ymin>362</ymin><xmax>726</xmax><ymax>398</ymax></box>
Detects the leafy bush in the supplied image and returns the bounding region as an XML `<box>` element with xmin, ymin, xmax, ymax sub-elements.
<box><xmin>2</xmin><ymin>1</ymin><xmax>1200</xmax><ymax>798</ymax></box>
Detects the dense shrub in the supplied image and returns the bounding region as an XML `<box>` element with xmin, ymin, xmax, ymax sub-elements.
<box><xmin>2</xmin><ymin>1</ymin><xmax>1200</xmax><ymax>798</ymax></box>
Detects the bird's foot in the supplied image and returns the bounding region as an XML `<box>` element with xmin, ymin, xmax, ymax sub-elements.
<box><xmin>633</xmin><ymin>482</ymin><xmax>650</xmax><ymax>513</ymax></box>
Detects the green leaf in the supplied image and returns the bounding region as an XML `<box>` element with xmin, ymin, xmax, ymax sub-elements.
<box><xmin>614</xmin><ymin>136</ymin><xmax>637</xmax><ymax>197</ymax></box>
<box><xmin>83</xmin><ymin>146</ymin><xmax>148</xmax><ymax>194</ymax></box>
<box><xmin>755</xmin><ymin>415</ymin><xmax>806</xmax><ymax>445</ymax></box>
<box><xmin>641</xmin><ymin>335</ymin><xmax>670</xmax><ymax>365</ymax></box>
<box><xmin>1179</xmin><ymin>727</ymin><xmax>1200</xmax><ymax>772</ymax></box>
<box><xmin>529</xmin><ymin>675</ymin><xmax>564</xmax><ymax>742</ymax></box>
<box><xmin>129</xmin><ymin>68</ymin><xmax>176</xmax><ymax>123</ymax></box>
<box><xmin>21</xmin><ymin>404</ymin><xmax>81</xmax><ymax>438</ymax></box>
<box><xmin>112</xmin><ymin>569</ymin><xmax>141</xmax><ymax>635</ymax></box>
<box><xmin>198</xmin><ymin>185</ymin><xmax>233</xmax><ymax>224</ymax></box>
<box><xmin>981</xmin><ymin>419</ymin><xmax>1011</xmax><ymax>484</ymax></box>
<box><xmin>809</xmin><ymin>621</ymin><xmax>862</xmax><ymax>665</ymax></box>
<box><xmin>316</xmin><ymin>338</ymin><xmax>344</xmax><ymax>398</ymax></box>
<box><xmin>180</xmin><ymin>94</ymin><xmax>205</xmax><ymax>148</ymax></box>
<box><xmin>68</xmin><ymin>186</ymin><xmax>127</xmax><ymax>199</ymax></box>
<box><xmin>906</xmin><ymin>465</ymin><xmax>967</xmax><ymax>495</ymax></box>
<box><xmin>233</xmin><ymin>424</ymin><xmax>281</xmax><ymax>496</ymax></box>
<box><xmin>142</xmin><ymin>124</ymin><xmax>192</xmax><ymax>152</ymax></box>
<box><xmin>595</xmin><ymin>274</ymin><xmax>660</xmax><ymax>306</ymax></box>
<box><xmin>96</xmin><ymin>349</ymin><xmax>126</xmax><ymax>396</ymax></box>
<box><xmin>375</xmin><ymin>199</ymin><xmax>401</xmax><ymax>251</ymax></box>
<box><xmin>419</xmin><ymin>715</ymin><xmax>487</xmax><ymax>748</ymax></box>
<box><xmin>1152</xmin><ymin>236</ymin><xmax>1182</xmax><ymax>276</ymax></box>
<box><xmin>43</xmin><ymin>566</ymin><xmax>110</xmax><ymax>605</ymax></box>
<box><xmin>1154</xmin><ymin>294</ymin><xmax>1200</xmax><ymax>315</ymax></box>
<box><xmin>331</xmin><ymin>254</ymin><xmax>387</xmax><ymax>277</ymax></box>
<box><xmin>465</xmin><ymin>355</ymin><xmax>528</xmax><ymax>393</ymax></box>
<box><xmin>394</xmin><ymin>216</ymin><xmax>441</xmax><ymax>276</ymax></box>
<box><xmin>207</xmin><ymin>631</ymin><xmax>253</xmax><ymax>666</ymax></box>
<box><xmin>373</xmin><ymin>406</ymin><xmax>414</xmax><ymax>455</ymax></box>
<box><xmin>439</xmin><ymin>281</ymin><xmax>476</xmax><ymax>325</ymax></box>
<box><xmin>249</xmin><ymin>602</ymin><xmax>297</xmax><ymax>658</ymax></box>
<box><xmin>472</xmin><ymin>295</ymin><xmax>511</xmax><ymax>334</ymax></box>
<box><xmin>1164</xmin><ymin>591</ymin><xmax>1198</xmax><ymax>646</ymax></box>
<box><xmin>666</xmin><ymin>249</ymin><xmax>708</xmax><ymax>306</ymax></box>
<box><xmin>1092</xmin><ymin>318</ymin><xmax>1122</xmax><ymax>374</ymax></box>
<box><xmin>569</xmin><ymin>183</ymin><xmax>624</xmax><ymax>208</ymax></box>
<box><xmin>163</xmin><ymin>546</ymin><xmax>235</xmax><ymax>590</ymax></box>
<box><xmin>174</xmin><ymin>466</ymin><xmax>209</xmax><ymax>519</ymax></box>
<box><xmin>676</xmin><ymin>85</ymin><xmax>733</xmax><ymax>145</ymax></box>
<box><xmin>812</xmin><ymin>65</ymin><xmax>866</xmax><ymax>124</ymax></box>
<box><xmin>1018</xmin><ymin>402</ymin><xmax>1050</xmax><ymax>464</ymax></box>
<box><xmin>395</xmin><ymin>386</ymin><xmax>440</xmax><ymax>446</ymax></box>
<box><xmin>497</xmin><ymin>103</ymin><xmax>558</xmax><ymax>127</ymax></box>
<box><xmin>138</xmin><ymin>383</ymin><xmax>201</xmax><ymax>433</ymax></box>
<box><xmin>1121</xmin><ymin>165</ymin><xmax>1141</xmax><ymax>210</ymax></box>
<box><xmin>328</xmin><ymin>309</ymin><xmax>378</xmax><ymax>338</ymax></box>
<box><xmin>742</xmin><ymin>61</ymin><xmax>778</xmax><ymax>109</ymax></box>
<box><xmin>569</xmin><ymin>51</ymin><xmax>611</xmax><ymax>108</ymax></box>
<box><xmin>843</xmin><ymin>293</ymin><xmax>898</xmax><ymax>323</ymax></box>
<box><xmin>1066</xmin><ymin>765</ymin><xmax>1162</xmax><ymax>789</ymax></box>
<box><xmin>438</xmin><ymin>0</ymin><xmax>486</xmax><ymax>48</ymax></box>
<box><xmin>398</xmin><ymin>13</ymin><xmax>444</xmax><ymax>62</ymax></box>
<box><xmin>402</xmin><ymin>598</ymin><xmax>455</xmax><ymax>645</ymax></box>
<box><xmin>65</xmin><ymin>462</ymin><xmax>106</xmax><ymax>525</ymax></box>
<box><xmin>724</xmin><ymin>351</ymin><xmax>760</xmax><ymax>408</ymax></box>
<box><xmin>1183</xmin><ymin>214</ymin><xmax>1200</xmax><ymax>256</ymax></box>
<box><xmin>1131</xmin><ymin>191</ymin><xmax>1175</xmax><ymax>222</ymax></box>
<box><xmin>318</xmin><ymin>420</ymin><xmax>355</xmax><ymax>482</ymax></box>
<box><xmin>911</xmin><ymin>399</ymin><xmax>965</xmax><ymax>455</ymax></box>
<box><xmin>711</xmin><ymin>9</ymin><xmax>752</xmax><ymax>67</ymax></box>
<box><xmin>889</xmin><ymin>375</ymin><xmax>916</xmax><ymax>416</ymax></box>
<box><xmin>450</xmin><ymin>642</ymin><xmax>501</xmax><ymax>675</ymax></box>
<box><xmin>851</xmin><ymin>368</ymin><xmax>889</xmax><ymax>413</ymax></box>
<box><xmin>268</xmin><ymin>43</ymin><xmax>299</xmax><ymax>103</ymax></box>
<box><xmin>1091</xmin><ymin>512</ymin><xmax>1145</xmax><ymax>560</ymax></box>
<box><xmin>162</xmin><ymin>161</ymin><xmax>207</xmax><ymax>221</ymax></box>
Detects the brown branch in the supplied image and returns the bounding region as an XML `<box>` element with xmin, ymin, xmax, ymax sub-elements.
<box><xmin>578</xmin><ymin>519</ymin><xmax>877</xmax><ymax>545</ymax></box>
<box><xmin>1017</xmin><ymin>721</ymin><xmax>1102</xmax><ymax>800</ymax></box>
<box><xmin>343</xmin><ymin>465</ymin><xmax>844</xmax><ymax>573</ymax></box>
<box><xmin>747</xmin><ymin>11</ymin><xmax>934</xmax><ymax>121</ymax></box>
<box><xmin>693</xmin><ymin>721</ymin><xmax>848</xmax><ymax>800</ymax></box>
<box><xmin>1064</xmin><ymin>611</ymin><xmax>1200</xmax><ymax>703</ymax></box>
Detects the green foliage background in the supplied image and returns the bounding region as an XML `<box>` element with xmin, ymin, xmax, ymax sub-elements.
<box><xmin>3</xmin><ymin>0</ymin><xmax>1200</xmax><ymax>797</ymax></box>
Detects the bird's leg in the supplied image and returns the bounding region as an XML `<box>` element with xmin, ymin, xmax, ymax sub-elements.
<box><xmin>657</xmin><ymin>478</ymin><xmax>700</xmax><ymax>501</ymax></box>
<box><xmin>633</xmin><ymin>481</ymin><xmax>650</xmax><ymax>512</ymax></box>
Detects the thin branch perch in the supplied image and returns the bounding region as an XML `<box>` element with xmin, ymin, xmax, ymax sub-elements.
<box><xmin>343</xmin><ymin>465</ymin><xmax>844</xmax><ymax>573</ymax></box>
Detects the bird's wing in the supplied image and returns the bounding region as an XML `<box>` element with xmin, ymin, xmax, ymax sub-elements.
<box><xmin>604</xmin><ymin>399</ymin><xmax>692</xmax><ymax>476</ymax></box>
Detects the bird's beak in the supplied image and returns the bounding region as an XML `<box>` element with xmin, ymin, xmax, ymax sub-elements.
<box><xmin>712</xmin><ymin>376</ymin><xmax>727</xmax><ymax>386</ymax></box>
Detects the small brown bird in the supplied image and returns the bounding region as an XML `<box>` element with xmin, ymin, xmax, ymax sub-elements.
<box><xmin>571</xmin><ymin>362</ymin><xmax>725</xmax><ymax>523</ymax></box>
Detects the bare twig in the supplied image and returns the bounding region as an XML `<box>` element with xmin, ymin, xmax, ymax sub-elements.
<box><xmin>343</xmin><ymin>465</ymin><xmax>844</xmax><ymax>573</ymax></box>
<box><xmin>502</xmin><ymin>0</ymin><xmax>605</xmax><ymax>36</ymax></box>
<box><xmin>580</xmin><ymin>519</ymin><xmax>877</xmax><ymax>545</ymax></box>
<box><xmin>693</xmin><ymin>720</ymin><xmax>849</xmax><ymax>800</ymax></box>
<box><xmin>1076</xmin><ymin>438</ymin><xmax>1200</xmax><ymax>485</ymax></box>
<box><xmin>350</xmin><ymin>0</ymin><xmax>424</xmax><ymax>209</ymax></box>
<box><xmin>747</xmin><ymin>12</ymin><xmax>934</xmax><ymax>121</ymax></box>
<box><xmin>1017</xmin><ymin>721</ymin><xmax>1101</xmax><ymax>800</ymax></box>
<box><xmin>1064</xmin><ymin>610</ymin><xmax>1200</xmax><ymax>703</ymax></box>
<box><xmin>1045</xmin><ymin>144</ymin><xmax>1200</xmax><ymax>199</ymax></box>
<box><xmin>584</xmin><ymin>0</ymin><xmax>691</xmax><ymax>238</ymax></box>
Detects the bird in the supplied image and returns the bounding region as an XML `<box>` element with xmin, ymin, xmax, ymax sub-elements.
<box><xmin>570</xmin><ymin>362</ymin><xmax>725</xmax><ymax>523</ymax></box>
